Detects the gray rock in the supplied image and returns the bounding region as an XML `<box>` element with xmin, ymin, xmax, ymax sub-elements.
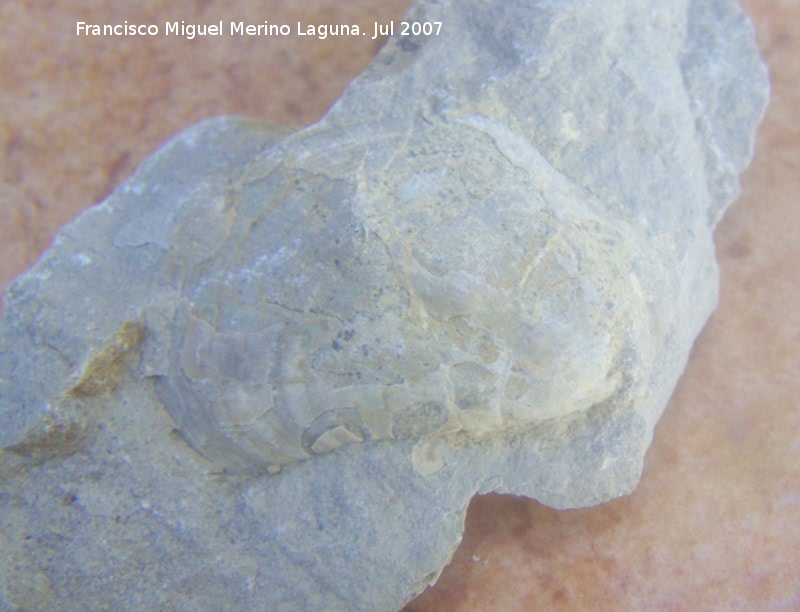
<box><xmin>0</xmin><ymin>0</ymin><xmax>768</xmax><ymax>609</ymax></box>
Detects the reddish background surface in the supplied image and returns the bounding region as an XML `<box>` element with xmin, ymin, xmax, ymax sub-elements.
<box><xmin>1</xmin><ymin>1</ymin><xmax>797</xmax><ymax>609</ymax></box>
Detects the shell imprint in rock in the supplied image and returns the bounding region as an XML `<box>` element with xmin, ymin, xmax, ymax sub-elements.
<box><xmin>139</xmin><ymin>0</ymin><xmax>768</xmax><ymax>475</ymax></box>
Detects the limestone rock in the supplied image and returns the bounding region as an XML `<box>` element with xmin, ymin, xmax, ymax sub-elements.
<box><xmin>0</xmin><ymin>0</ymin><xmax>768</xmax><ymax>609</ymax></box>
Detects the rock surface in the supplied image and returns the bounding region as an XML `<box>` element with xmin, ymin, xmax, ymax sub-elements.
<box><xmin>0</xmin><ymin>0</ymin><xmax>768</xmax><ymax>609</ymax></box>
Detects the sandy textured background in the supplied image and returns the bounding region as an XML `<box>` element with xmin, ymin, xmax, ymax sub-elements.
<box><xmin>1</xmin><ymin>1</ymin><xmax>798</xmax><ymax>609</ymax></box>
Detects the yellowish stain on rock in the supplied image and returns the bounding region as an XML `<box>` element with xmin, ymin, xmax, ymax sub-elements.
<box><xmin>67</xmin><ymin>320</ymin><xmax>145</xmax><ymax>398</ymax></box>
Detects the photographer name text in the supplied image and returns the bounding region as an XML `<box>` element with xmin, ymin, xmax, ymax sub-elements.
<box><xmin>76</xmin><ymin>20</ymin><xmax>443</xmax><ymax>41</ymax></box>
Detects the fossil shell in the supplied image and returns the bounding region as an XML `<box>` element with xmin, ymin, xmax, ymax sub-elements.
<box><xmin>153</xmin><ymin>129</ymin><xmax>641</xmax><ymax>473</ymax></box>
